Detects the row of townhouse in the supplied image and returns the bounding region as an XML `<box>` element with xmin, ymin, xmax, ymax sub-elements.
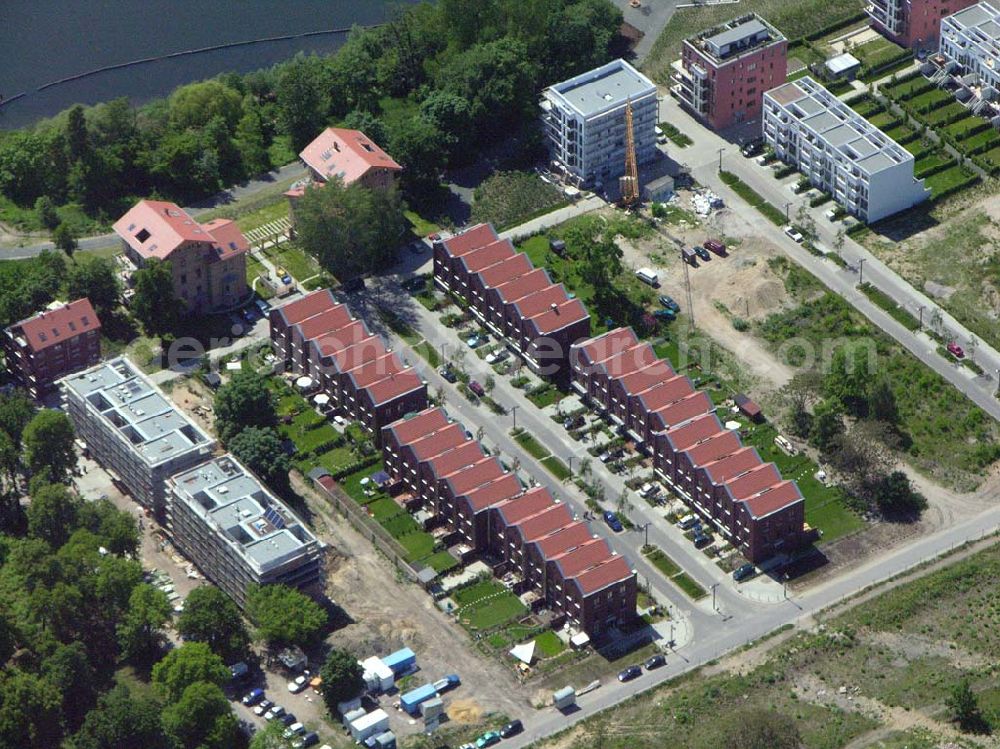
<box><xmin>570</xmin><ymin>328</ymin><xmax>807</xmax><ymax>564</ymax></box>
<box><xmin>269</xmin><ymin>289</ymin><xmax>428</xmax><ymax>441</ymax></box>
<box><xmin>432</xmin><ymin>224</ymin><xmax>591</xmax><ymax>382</ymax></box>
<box><xmin>380</xmin><ymin>407</ymin><xmax>637</xmax><ymax>638</ymax></box>
<box><xmin>868</xmin><ymin>0</ymin><xmax>980</xmax><ymax>49</ymax></box>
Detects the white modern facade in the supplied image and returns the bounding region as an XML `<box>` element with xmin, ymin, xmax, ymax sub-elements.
<box><xmin>763</xmin><ymin>77</ymin><xmax>930</xmax><ymax>223</ymax></box>
<box><xmin>540</xmin><ymin>59</ymin><xmax>658</xmax><ymax>187</ymax></box>
<box><xmin>939</xmin><ymin>2</ymin><xmax>1000</xmax><ymax>120</ymax></box>
<box><xmin>167</xmin><ymin>454</ymin><xmax>324</xmax><ymax>607</ymax></box>
<box><xmin>60</xmin><ymin>357</ymin><xmax>215</xmax><ymax>514</ymax></box>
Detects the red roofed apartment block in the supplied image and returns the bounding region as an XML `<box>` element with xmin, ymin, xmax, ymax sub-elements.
<box><xmin>4</xmin><ymin>299</ymin><xmax>102</xmax><ymax>397</ymax></box>
<box><xmin>114</xmin><ymin>200</ymin><xmax>249</xmax><ymax>314</ymax></box>
<box><xmin>572</xmin><ymin>329</ymin><xmax>806</xmax><ymax>564</ymax></box>
<box><xmin>285</xmin><ymin>127</ymin><xmax>402</xmax><ymax>226</ymax></box>
<box><xmin>433</xmin><ymin>223</ymin><xmax>591</xmax><ymax>382</ymax></box>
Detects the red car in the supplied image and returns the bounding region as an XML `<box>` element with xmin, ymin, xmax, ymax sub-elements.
<box><xmin>469</xmin><ymin>381</ymin><xmax>485</xmax><ymax>397</ymax></box>
<box><xmin>427</xmin><ymin>232</ymin><xmax>441</xmax><ymax>242</ymax></box>
<box><xmin>946</xmin><ymin>341</ymin><xmax>965</xmax><ymax>359</ymax></box>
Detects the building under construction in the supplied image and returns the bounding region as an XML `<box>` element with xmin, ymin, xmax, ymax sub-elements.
<box><xmin>540</xmin><ymin>59</ymin><xmax>658</xmax><ymax>188</ymax></box>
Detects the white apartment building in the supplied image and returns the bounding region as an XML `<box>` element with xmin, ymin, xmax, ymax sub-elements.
<box><xmin>763</xmin><ymin>77</ymin><xmax>930</xmax><ymax>223</ymax></box>
<box><xmin>540</xmin><ymin>59</ymin><xmax>658</xmax><ymax>187</ymax></box>
<box><xmin>167</xmin><ymin>454</ymin><xmax>324</xmax><ymax>608</ymax></box>
<box><xmin>60</xmin><ymin>357</ymin><xmax>215</xmax><ymax>514</ymax></box>
<box><xmin>940</xmin><ymin>2</ymin><xmax>1000</xmax><ymax>119</ymax></box>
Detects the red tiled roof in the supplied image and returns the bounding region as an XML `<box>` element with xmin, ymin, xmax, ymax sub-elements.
<box><xmin>384</xmin><ymin>408</ymin><xmax>449</xmax><ymax>444</ymax></box>
<box><xmin>493</xmin><ymin>487</ymin><xmax>557</xmax><ymax>525</ymax></box>
<box><xmin>441</xmin><ymin>224</ymin><xmax>498</xmax><ymax>257</ymax></box>
<box><xmin>407</xmin><ymin>423</ymin><xmax>468</xmax><ymax>461</ymax></box>
<box><xmin>459</xmin><ymin>473</ymin><xmax>523</xmax><ymax>513</ymax></box>
<box><xmin>296</xmin><ymin>305</ymin><xmax>354</xmax><ymax>343</ymax></box>
<box><xmin>428</xmin><ymin>442</ymin><xmax>486</xmax><ymax>480</ymax></box>
<box><xmin>113</xmin><ymin>199</ymin><xmax>248</xmax><ymax>262</ymax></box>
<box><xmin>725</xmin><ymin>463</ymin><xmax>782</xmax><ymax>500</ymax></box>
<box><xmin>684</xmin><ymin>429</ymin><xmax>742</xmax><ymax>466</ymax></box>
<box><xmin>493</xmin><ymin>268</ymin><xmax>551</xmax><ymax>305</ymax></box>
<box><xmin>458</xmin><ymin>239</ymin><xmax>516</xmax><ymax>274</ymax></box>
<box><xmin>633</xmin><ymin>374</ymin><xmax>692</xmax><ymax>411</ymax></box>
<box><xmin>572</xmin><ymin>555</ymin><xmax>633</xmax><ymax>596</ymax></box>
<box><xmin>299</xmin><ymin>127</ymin><xmax>401</xmax><ymax>185</ymax></box>
<box><xmin>442</xmin><ymin>457</ymin><xmax>505</xmax><ymax>496</ymax></box>
<box><xmin>275</xmin><ymin>289</ymin><xmax>338</xmax><ymax>326</ymax></box>
<box><xmin>742</xmin><ymin>481</ymin><xmax>803</xmax><ymax>518</ymax></box>
<box><xmin>364</xmin><ymin>368</ymin><xmax>424</xmax><ymax>406</ymax></box>
<box><xmin>312</xmin><ymin>320</ymin><xmax>372</xmax><ymax>359</ymax></box>
<box><xmin>476</xmin><ymin>254</ymin><xmax>533</xmax><ymax>289</ymax></box>
<box><xmin>346</xmin><ymin>353</ymin><xmax>405</xmax><ymax>389</ymax></box>
<box><xmin>513</xmin><ymin>503</ymin><xmax>574</xmax><ymax>543</ymax></box>
<box><xmin>511</xmin><ymin>284</ymin><xmax>571</xmax><ymax>319</ymax></box>
<box><xmin>524</xmin><ymin>298</ymin><xmax>589</xmax><ymax>335</ymax></box>
<box><xmin>662</xmin><ymin>413</ymin><xmax>724</xmax><ymax>452</ymax></box>
<box><xmin>325</xmin><ymin>335</ymin><xmax>386</xmax><ymax>372</ymax></box>
<box><xmin>573</xmin><ymin>328</ymin><xmax>639</xmax><ymax>363</ymax></box>
<box><xmin>649</xmin><ymin>391</ymin><xmax>713</xmax><ymax>432</ymax></box>
<box><xmin>549</xmin><ymin>537</ymin><xmax>611</xmax><ymax>576</ymax></box>
<box><xmin>199</xmin><ymin>218</ymin><xmax>249</xmax><ymax>261</ymax></box>
<box><xmin>530</xmin><ymin>521</ymin><xmax>592</xmax><ymax>559</ymax></box>
<box><xmin>13</xmin><ymin>298</ymin><xmax>100</xmax><ymax>352</ymax></box>
<box><xmin>702</xmin><ymin>447</ymin><xmax>762</xmax><ymax>485</ymax></box>
<box><xmin>595</xmin><ymin>343</ymin><xmax>660</xmax><ymax>382</ymax></box>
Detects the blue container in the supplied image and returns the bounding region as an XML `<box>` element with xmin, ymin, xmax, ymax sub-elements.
<box><xmin>381</xmin><ymin>647</ymin><xmax>416</xmax><ymax>675</ymax></box>
<box><xmin>399</xmin><ymin>683</ymin><xmax>436</xmax><ymax>715</ymax></box>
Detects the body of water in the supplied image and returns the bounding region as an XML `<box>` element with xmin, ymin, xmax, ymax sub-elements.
<box><xmin>0</xmin><ymin>0</ymin><xmax>414</xmax><ymax>130</ymax></box>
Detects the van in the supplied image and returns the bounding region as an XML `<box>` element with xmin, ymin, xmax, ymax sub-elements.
<box><xmin>635</xmin><ymin>267</ymin><xmax>659</xmax><ymax>286</ymax></box>
<box><xmin>681</xmin><ymin>247</ymin><xmax>697</xmax><ymax>265</ymax></box>
<box><xmin>678</xmin><ymin>514</ymin><xmax>698</xmax><ymax>530</ymax></box>
<box><xmin>703</xmin><ymin>239</ymin><xmax>726</xmax><ymax>256</ymax></box>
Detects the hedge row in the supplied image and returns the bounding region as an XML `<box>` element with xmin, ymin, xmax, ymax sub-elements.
<box><xmin>929</xmin><ymin>172</ymin><xmax>980</xmax><ymax>202</ymax></box>
<box><xmin>719</xmin><ymin>171</ymin><xmax>785</xmax><ymax>226</ymax></box>
<box><xmin>330</xmin><ymin>454</ymin><xmax>382</xmax><ymax>481</ymax></box>
<box><xmin>803</xmin><ymin>11</ymin><xmax>869</xmax><ymax>41</ymax></box>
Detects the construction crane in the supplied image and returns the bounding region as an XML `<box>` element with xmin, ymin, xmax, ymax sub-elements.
<box><xmin>619</xmin><ymin>98</ymin><xmax>640</xmax><ymax>209</ymax></box>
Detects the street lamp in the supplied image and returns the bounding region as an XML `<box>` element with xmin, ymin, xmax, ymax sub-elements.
<box><xmin>638</xmin><ymin>522</ymin><xmax>651</xmax><ymax>547</ymax></box>
<box><xmin>858</xmin><ymin>258</ymin><xmax>866</xmax><ymax>285</ymax></box>
<box><xmin>567</xmin><ymin>456</ymin><xmax>574</xmax><ymax>476</ymax></box>
<box><xmin>917</xmin><ymin>305</ymin><xmax>925</xmax><ymax>330</ymax></box>
<box><xmin>710</xmin><ymin>583</ymin><xmax>719</xmax><ymax>611</ymax></box>
<box><xmin>510</xmin><ymin>404</ymin><xmax>518</xmax><ymax>431</ymax></box>
<box><xmin>784</xmin><ymin>202</ymin><xmax>792</xmax><ymax>222</ymax></box>
<box><xmin>717</xmin><ymin>147</ymin><xmax>725</xmax><ymax>172</ymax></box>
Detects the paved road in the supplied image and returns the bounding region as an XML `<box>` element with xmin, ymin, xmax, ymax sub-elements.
<box><xmin>0</xmin><ymin>162</ymin><xmax>306</xmax><ymax>258</ymax></box>
<box><xmin>659</xmin><ymin>95</ymin><xmax>1000</xmax><ymax>423</ymax></box>
<box><xmin>610</xmin><ymin>0</ymin><xmax>681</xmax><ymax>63</ymax></box>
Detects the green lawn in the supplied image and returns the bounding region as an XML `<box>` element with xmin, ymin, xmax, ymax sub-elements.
<box><xmin>412</xmin><ymin>340</ymin><xmax>441</xmax><ymax>368</ymax></box>
<box><xmin>398</xmin><ymin>531</ymin><xmax>436</xmax><ymax>562</ymax></box>
<box><xmin>540</xmin><ymin>456</ymin><xmax>572</xmax><ymax>481</ymax></box>
<box><xmin>513</xmin><ymin>429</ymin><xmax>550</xmax><ymax>460</ymax></box>
<box><xmin>535</xmin><ymin>630</ymin><xmax>566</xmax><ymax>658</ymax></box>
<box><xmin>671</xmin><ymin>573</ymin><xmax>708</xmax><ymax>600</ymax></box>
<box><xmin>419</xmin><ymin>550</ymin><xmax>459</xmax><ymax>574</ymax></box>
<box><xmin>268</xmin><ymin>242</ymin><xmax>319</xmax><ymax>283</ymax></box>
<box><xmin>234</xmin><ymin>199</ymin><xmax>289</xmax><ymax>233</ymax></box>
<box><xmin>314</xmin><ymin>445</ymin><xmax>358</xmax><ymax>475</ymax></box>
<box><xmin>526</xmin><ymin>386</ymin><xmax>564</xmax><ymax>409</ymax></box>
<box><xmin>643</xmin><ymin>547</ymin><xmax>682</xmax><ymax>578</ymax></box>
<box><xmin>368</xmin><ymin>496</ymin><xmax>403</xmax><ymax>522</ymax></box>
<box><xmin>404</xmin><ymin>209</ymin><xmax>441</xmax><ymax>238</ymax></box>
<box><xmin>454</xmin><ymin>580</ymin><xmax>528</xmax><ymax>631</ymax></box>
<box><xmin>923</xmin><ymin>164</ymin><xmax>978</xmax><ymax>197</ymax></box>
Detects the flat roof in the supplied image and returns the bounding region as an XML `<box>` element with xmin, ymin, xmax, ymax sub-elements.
<box><xmin>61</xmin><ymin>357</ymin><xmax>213</xmax><ymax>468</ymax></box>
<box><xmin>689</xmin><ymin>13</ymin><xmax>785</xmax><ymax>63</ymax></box>
<box><xmin>826</xmin><ymin>52</ymin><xmax>860</xmax><ymax>75</ymax></box>
<box><xmin>544</xmin><ymin>59</ymin><xmax>656</xmax><ymax>118</ymax></box>
<box><xmin>170</xmin><ymin>454</ymin><xmax>322</xmax><ymax>573</ymax></box>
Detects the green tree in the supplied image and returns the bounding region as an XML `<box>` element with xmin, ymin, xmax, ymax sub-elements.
<box><xmin>419</xmin><ymin>90</ymin><xmax>473</xmax><ymax>162</ymax></box>
<box><xmin>249</xmin><ymin>721</ymin><xmax>295</xmax><ymax>749</ymax></box>
<box><xmin>946</xmin><ymin>679</ymin><xmax>985</xmax><ymax>733</ymax></box>
<box><xmin>0</xmin><ymin>670</ymin><xmax>64</xmax><ymax>749</ymax></box>
<box><xmin>228</xmin><ymin>426</ymin><xmax>290</xmax><ymax>490</ymax></box>
<box><xmin>176</xmin><ymin>586</ymin><xmax>251</xmax><ymax>664</ymax></box>
<box><xmin>276</xmin><ymin>53</ymin><xmax>329</xmax><ymax>151</ymax></box>
<box><xmin>35</xmin><ymin>195</ymin><xmax>60</xmax><ymax>230</ymax></box>
<box><xmin>42</xmin><ymin>641</ymin><xmax>96</xmax><ymax>730</ymax></box>
<box><xmin>245</xmin><ymin>584</ymin><xmax>327</xmax><ymax>647</ymax></box>
<box><xmin>27</xmin><ymin>483</ymin><xmax>82</xmax><ymax>548</ymax></box>
<box><xmin>22</xmin><ymin>409</ymin><xmax>76</xmax><ymax>481</ymax></box>
<box><xmin>562</xmin><ymin>220</ymin><xmax>622</xmax><ymax>311</ymax></box>
<box><xmin>53</xmin><ymin>223</ymin><xmax>79</xmax><ymax>261</ymax></box>
<box><xmin>67</xmin><ymin>257</ymin><xmax>120</xmax><ymax>315</ymax></box>
<box><xmin>809</xmin><ymin>399</ymin><xmax>844</xmax><ymax>453</ymax></box>
<box><xmin>168</xmin><ymin>80</ymin><xmax>243</xmax><ymax>131</ymax></box>
<box><xmin>318</xmin><ymin>649</ymin><xmax>364</xmax><ymax>715</ymax></box>
<box><xmin>721</xmin><ymin>708</ymin><xmax>802</xmax><ymax>749</ymax></box>
<box><xmin>0</xmin><ymin>389</ymin><xmax>36</xmax><ymax>443</ymax></box>
<box><xmin>80</xmin><ymin>498</ymin><xmax>140</xmax><ymax>557</ymax></box>
<box><xmin>824</xmin><ymin>342</ymin><xmax>877</xmax><ymax>417</ymax></box>
<box><xmin>388</xmin><ymin>116</ymin><xmax>446</xmax><ymax>199</ymax></box>
<box><xmin>867</xmin><ymin>376</ymin><xmax>899</xmax><ymax>425</ymax></box>
<box><xmin>65</xmin><ymin>104</ymin><xmax>90</xmax><ymax>163</ymax></box>
<box><xmin>342</xmin><ymin>110</ymin><xmax>387</xmax><ymax>147</ymax></box>
<box><xmin>152</xmin><ymin>642</ymin><xmax>230</xmax><ymax>703</ymax></box>
<box><xmin>294</xmin><ymin>177</ymin><xmax>405</xmax><ymax>278</ymax></box>
<box><xmin>874</xmin><ymin>471</ymin><xmax>927</xmax><ymax>518</ymax></box>
<box><xmin>234</xmin><ymin>100</ymin><xmax>272</xmax><ymax>177</ymax></box>
<box><xmin>214</xmin><ymin>370</ymin><xmax>277</xmax><ymax>443</ymax></box>
<box><xmin>117</xmin><ymin>583</ymin><xmax>171</xmax><ymax>663</ymax></box>
<box><xmin>131</xmin><ymin>259</ymin><xmax>178</xmax><ymax>336</ymax></box>
<box><xmin>161</xmin><ymin>682</ymin><xmax>240</xmax><ymax>749</ymax></box>
<box><xmin>70</xmin><ymin>684</ymin><xmax>170</xmax><ymax>749</ymax></box>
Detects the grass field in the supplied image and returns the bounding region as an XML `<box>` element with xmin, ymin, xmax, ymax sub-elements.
<box><xmin>454</xmin><ymin>580</ymin><xmax>528</xmax><ymax>631</ymax></box>
<box><xmin>643</xmin><ymin>546</ymin><xmax>682</xmax><ymax>578</ymax></box>
<box><xmin>267</xmin><ymin>242</ymin><xmax>319</xmax><ymax>283</ymax></box>
<box><xmin>513</xmin><ymin>429</ymin><xmax>550</xmax><ymax>460</ymax></box>
<box><xmin>540</xmin><ymin>456</ymin><xmax>572</xmax><ymax>481</ymax></box>
<box><xmin>643</xmin><ymin>0</ymin><xmax>865</xmax><ymax>83</ymax></box>
<box><xmin>537</xmin><ymin>543</ymin><xmax>1000</xmax><ymax>749</ymax></box>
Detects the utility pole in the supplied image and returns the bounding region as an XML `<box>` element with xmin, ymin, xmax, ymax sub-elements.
<box><xmin>711</xmin><ymin>583</ymin><xmax>718</xmax><ymax>611</ymax></box>
<box><xmin>784</xmin><ymin>202</ymin><xmax>792</xmax><ymax>222</ymax></box>
<box><xmin>858</xmin><ymin>258</ymin><xmax>866</xmax><ymax>285</ymax></box>
<box><xmin>917</xmin><ymin>305</ymin><xmax>925</xmax><ymax>330</ymax></box>
<box><xmin>510</xmin><ymin>404</ymin><xmax>518</xmax><ymax>431</ymax></box>
<box><xmin>717</xmin><ymin>147</ymin><xmax>725</xmax><ymax>172</ymax></box>
<box><xmin>567</xmin><ymin>456</ymin><xmax>574</xmax><ymax>476</ymax></box>
<box><xmin>440</xmin><ymin>341</ymin><xmax>448</xmax><ymax>364</ymax></box>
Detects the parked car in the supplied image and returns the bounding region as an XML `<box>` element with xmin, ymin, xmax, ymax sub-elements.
<box><xmin>439</xmin><ymin>366</ymin><xmax>457</xmax><ymax>383</ymax></box>
<box><xmin>401</xmin><ymin>276</ymin><xmax>426</xmax><ymax>292</ymax></box>
<box><xmin>637</xmin><ymin>482</ymin><xmax>656</xmax><ymax>498</ymax></box>
<box><xmin>292</xmin><ymin>732</ymin><xmax>319</xmax><ymax>749</ymax></box>
<box><xmin>485</xmin><ymin>348</ymin><xmax>508</xmax><ymax>364</ymax></box>
<box><xmin>476</xmin><ymin>731</ymin><xmax>502</xmax><ymax>748</ymax></box>
<box><xmin>653</xmin><ymin>308</ymin><xmax>676</xmax><ymax>321</ymax></box>
<box><xmin>427</xmin><ymin>232</ymin><xmax>441</xmax><ymax>242</ymax></box>
<box><xmin>264</xmin><ymin>705</ymin><xmax>285</xmax><ymax>721</ymax></box>
<box><xmin>644</xmin><ymin>654</ymin><xmax>666</xmax><ymax>670</ymax></box>
<box><xmin>824</xmin><ymin>208</ymin><xmax>839</xmax><ymax>221</ymax></box>
<box><xmin>242</xmin><ymin>689</ymin><xmax>265</xmax><ymax>706</ymax></box>
<box><xmin>946</xmin><ymin>341</ymin><xmax>965</xmax><ymax>358</ymax></box>
<box><xmin>617</xmin><ymin>665</ymin><xmax>642</xmax><ymax>682</ymax></box>
<box><xmin>279</xmin><ymin>714</ymin><xmax>297</xmax><ymax>727</ymax></box>
<box><xmin>433</xmin><ymin>674</ymin><xmax>461</xmax><ymax>693</ymax></box>
<box><xmin>563</xmin><ymin>414</ymin><xmax>584</xmax><ymax>430</ymax></box>
<box><xmin>694</xmin><ymin>245</ymin><xmax>711</xmax><ymax>262</ymax></box>
<box><xmin>242</xmin><ymin>306</ymin><xmax>258</xmax><ymax>323</ymax></box>
<box><xmin>784</xmin><ymin>226</ymin><xmax>804</xmax><ymax>243</ymax></box>
<box><xmin>603</xmin><ymin>510</ymin><xmax>624</xmax><ymax>533</ymax></box>
<box><xmin>741</xmin><ymin>140</ymin><xmax>764</xmax><ymax>157</ymax></box>
<box><xmin>677</xmin><ymin>514</ymin><xmax>699</xmax><ymax>530</ymax></box>
<box><xmin>252</xmin><ymin>700</ymin><xmax>272</xmax><ymax>716</ymax></box>
<box><xmin>658</xmin><ymin>295</ymin><xmax>680</xmax><ymax>312</ymax></box>
<box><xmin>755</xmin><ymin>154</ymin><xmax>770</xmax><ymax>166</ymax></box>
<box><xmin>283</xmin><ymin>723</ymin><xmax>305</xmax><ymax>739</ymax></box>
<box><xmin>733</xmin><ymin>563</ymin><xmax>756</xmax><ymax>582</ymax></box>
<box><xmin>500</xmin><ymin>720</ymin><xmax>524</xmax><ymax>738</ymax></box>
<box><xmin>600</xmin><ymin>448</ymin><xmax>623</xmax><ymax>464</ymax></box>
<box><xmin>466</xmin><ymin>335</ymin><xmax>482</xmax><ymax>349</ymax></box>
<box><xmin>468</xmin><ymin>380</ymin><xmax>485</xmax><ymax>397</ymax></box>
<box><xmin>693</xmin><ymin>531</ymin><xmax>711</xmax><ymax>548</ymax></box>
<box><xmin>287</xmin><ymin>675</ymin><xmax>308</xmax><ymax>693</ymax></box>
<box><xmin>703</xmin><ymin>239</ymin><xmax>726</xmax><ymax>256</ymax></box>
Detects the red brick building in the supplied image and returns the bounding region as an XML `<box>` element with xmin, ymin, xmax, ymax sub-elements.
<box><xmin>433</xmin><ymin>224</ymin><xmax>590</xmax><ymax>381</ymax></box>
<box><xmin>268</xmin><ymin>290</ymin><xmax>426</xmax><ymax>440</ymax></box>
<box><xmin>868</xmin><ymin>0</ymin><xmax>978</xmax><ymax>48</ymax></box>
<box><xmin>3</xmin><ymin>299</ymin><xmax>102</xmax><ymax>398</ymax></box>
<box><xmin>381</xmin><ymin>407</ymin><xmax>637</xmax><ymax>637</ymax></box>
<box><xmin>571</xmin><ymin>329</ymin><xmax>806</xmax><ymax>564</ymax></box>
<box><xmin>671</xmin><ymin>13</ymin><xmax>787</xmax><ymax>131</ymax></box>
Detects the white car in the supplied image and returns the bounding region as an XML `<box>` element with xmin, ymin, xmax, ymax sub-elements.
<box><xmin>755</xmin><ymin>154</ymin><xmax>769</xmax><ymax>166</ymax></box>
<box><xmin>252</xmin><ymin>700</ymin><xmax>272</xmax><ymax>716</ymax></box>
<box><xmin>784</xmin><ymin>226</ymin><xmax>804</xmax><ymax>243</ymax></box>
<box><xmin>264</xmin><ymin>705</ymin><xmax>285</xmax><ymax>721</ymax></box>
<box><xmin>287</xmin><ymin>675</ymin><xmax>308</xmax><ymax>694</ymax></box>
<box><xmin>485</xmin><ymin>349</ymin><xmax>508</xmax><ymax>364</ymax></box>
<box><xmin>824</xmin><ymin>208</ymin><xmax>838</xmax><ymax>221</ymax></box>
<box><xmin>283</xmin><ymin>722</ymin><xmax>305</xmax><ymax>739</ymax></box>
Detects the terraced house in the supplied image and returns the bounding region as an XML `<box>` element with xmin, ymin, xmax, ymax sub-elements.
<box><xmin>868</xmin><ymin>0</ymin><xmax>979</xmax><ymax>48</ymax></box>
<box><xmin>381</xmin><ymin>407</ymin><xmax>637</xmax><ymax>637</ymax></box>
<box><xmin>571</xmin><ymin>329</ymin><xmax>806</xmax><ymax>563</ymax></box>
<box><xmin>937</xmin><ymin>1</ymin><xmax>1000</xmax><ymax>120</ymax></box>
<box><xmin>268</xmin><ymin>290</ymin><xmax>427</xmax><ymax>440</ymax></box>
<box><xmin>433</xmin><ymin>224</ymin><xmax>590</xmax><ymax>382</ymax></box>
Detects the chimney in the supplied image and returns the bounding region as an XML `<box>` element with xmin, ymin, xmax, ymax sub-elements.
<box><xmin>550</xmin><ymin>303</ymin><xmax>559</xmax><ymax>314</ymax></box>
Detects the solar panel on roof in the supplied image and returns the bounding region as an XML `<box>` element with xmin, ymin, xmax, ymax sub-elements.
<box><xmin>264</xmin><ymin>507</ymin><xmax>285</xmax><ymax>529</ymax></box>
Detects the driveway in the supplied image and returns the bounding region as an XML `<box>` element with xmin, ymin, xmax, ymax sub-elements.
<box><xmin>610</xmin><ymin>0</ymin><xmax>682</xmax><ymax>63</ymax></box>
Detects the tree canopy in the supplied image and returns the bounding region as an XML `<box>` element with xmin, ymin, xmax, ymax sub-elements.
<box><xmin>130</xmin><ymin>259</ymin><xmax>178</xmax><ymax>336</ymax></box>
<box><xmin>214</xmin><ymin>370</ymin><xmax>277</xmax><ymax>444</ymax></box>
<box><xmin>228</xmin><ymin>426</ymin><xmax>290</xmax><ymax>491</ymax></box>
<box><xmin>245</xmin><ymin>584</ymin><xmax>327</xmax><ymax>647</ymax></box>
<box><xmin>176</xmin><ymin>585</ymin><xmax>251</xmax><ymax>664</ymax></box>
<box><xmin>319</xmin><ymin>649</ymin><xmax>364</xmax><ymax>715</ymax></box>
<box><xmin>22</xmin><ymin>409</ymin><xmax>76</xmax><ymax>481</ymax></box>
<box><xmin>67</xmin><ymin>258</ymin><xmax>120</xmax><ymax>315</ymax></box>
<box><xmin>151</xmin><ymin>642</ymin><xmax>230</xmax><ymax>703</ymax></box>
